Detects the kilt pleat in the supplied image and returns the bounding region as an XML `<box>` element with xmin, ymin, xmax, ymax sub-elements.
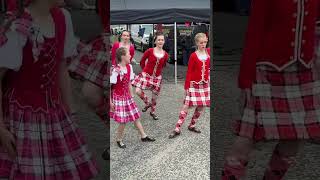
<box><xmin>0</xmin><ymin>102</ymin><xmax>99</xmax><ymax>180</ymax></box>
<box><xmin>68</xmin><ymin>36</ymin><xmax>109</xmax><ymax>89</ymax></box>
<box><xmin>110</xmin><ymin>94</ymin><xmax>140</xmax><ymax>123</ymax></box>
<box><xmin>184</xmin><ymin>82</ymin><xmax>210</xmax><ymax>107</ymax></box>
<box><xmin>233</xmin><ymin>63</ymin><xmax>320</xmax><ymax>141</ymax></box>
<box><xmin>132</xmin><ymin>73</ymin><xmax>162</xmax><ymax>95</ymax></box>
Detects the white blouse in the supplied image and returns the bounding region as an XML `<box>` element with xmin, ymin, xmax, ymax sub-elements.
<box><xmin>154</xmin><ymin>51</ymin><xmax>164</xmax><ymax>59</ymax></box>
<box><xmin>110</xmin><ymin>64</ymin><xmax>135</xmax><ymax>84</ymax></box>
<box><xmin>198</xmin><ymin>54</ymin><xmax>208</xmax><ymax>61</ymax></box>
<box><xmin>0</xmin><ymin>8</ymin><xmax>78</xmax><ymax>71</ymax></box>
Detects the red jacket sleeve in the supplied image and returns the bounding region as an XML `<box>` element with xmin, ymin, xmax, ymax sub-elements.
<box><xmin>238</xmin><ymin>0</ymin><xmax>269</xmax><ymax>89</ymax></box>
<box><xmin>6</xmin><ymin>0</ymin><xmax>17</xmax><ymax>13</ymax></box>
<box><xmin>98</xmin><ymin>0</ymin><xmax>109</xmax><ymax>33</ymax></box>
<box><xmin>111</xmin><ymin>43</ymin><xmax>119</xmax><ymax>66</ymax></box>
<box><xmin>162</xmin><ymin>52</ymin><xmax>169</xmax><ymax>68</ymax></box>
<box><xmin>184</xmin><ymin>54</ymin><xmax>196</xmax><ymax>90</ymax></box>
<box><xmin>140</xmin><ymin>48</ymin><xmax>150</xmax><ymax>70</ymax></box>
<box><xmin>130</xmin><ymin>45</ymin><xmax>135</xmax><ymax>62</ymax></box>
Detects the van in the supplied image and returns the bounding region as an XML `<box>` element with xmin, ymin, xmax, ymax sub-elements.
<box><xmin>130</xmin><ymin>24</ymin><xmax>153</xmax><ymax>52</ymax></box>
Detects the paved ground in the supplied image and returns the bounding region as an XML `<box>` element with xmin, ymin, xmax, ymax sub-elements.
<box><xmin>69</xmin><ymin>9</ymin><xmax>107</xmax><ymax>180</ymax></box>
<box><xmin>109</xmin><ymin>51</ymin><xmax>210</xmax><ymax>180</ymax></box>
<box><xmin>212</xmin><ymin>13</ymin><xmax>320</xmax><ymax>180</ymax></box>
<box><xmin>71</xmin><ymin>80</ymin><xmax>108</xmax><ymax>180</ymax></box>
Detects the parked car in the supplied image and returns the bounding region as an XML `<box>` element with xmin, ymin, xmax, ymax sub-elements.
<box><xmin>131</xmin><ymin>24</ymin><xmax>153</xmax><ymax>52</ymax></box>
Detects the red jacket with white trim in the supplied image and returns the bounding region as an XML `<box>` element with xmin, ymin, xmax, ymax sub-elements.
<box><xmin>184</xmin><ymin>48</ymin><xmax>210</xmax><ymax>90</ymax></box>
<box><xmin>238</xmin><ymin>0</ymin><xmax>320</xmax><ymax>89</ymax></box>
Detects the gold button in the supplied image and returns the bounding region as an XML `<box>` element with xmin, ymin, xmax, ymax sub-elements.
<box><xmin>301</xmin><ymin>53</ymin><xmax>304</xmax><ymax>57</ymax></box>
<box><xmin>305</xmin><ymin>11</ymin><xmax>309</xmax><ymax>15</ymax></box>
<box><xmin>40</xmin><ymin>85</ymin><xmax>44</xmax><ymax>89</ymax></box>
<box><xmin>290</xmin><ymin>56</ymin><xmax>294</xmax><ymax>60</ymax></box>
<box><xmin>302</xmin><ymin>40</ymin><xmax>306</xmax><ymax>44</ymax></box>
<box><xmin>303</xmin><ymin>26</ymin><xmax>307</xmax><ymax>30</ymax></box>
<box><xmin>292</xmin><ymin>28</ymin><xmax>296</xmax><ymax>32</ymax></box>
<box><xmin>291</xmin><ymin>42</ymin><xmax>295</xmax><ymax>46</ymax></box>
<box><xmin>42</xmin><ymin>75</ymin><xmax>45</xmax><ymax>78</ymax></box>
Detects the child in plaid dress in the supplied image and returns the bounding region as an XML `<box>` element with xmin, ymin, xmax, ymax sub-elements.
<box><xmin>222</xmin><ymin>1</ymin><xmax>320</xmax><ymax>179</ymax></box>
<box><xmin>111</xmin><ymin>30</ymin><xmax>135</xmax><ymax>66</ymax></box>
<box><xmin>132</xmin><ymin>32</ymin><xmax>169</xmax><ymax>120</ymax></box>
<box><xmin>169</xmin><ymin>33</ymin><xmax>210</xmax><ymax>139</ymax></box>
<box><xmin>0</xmin><ymin>1</ymin><xmax>99</xmax><ymax>179</ymax></box>
<box><xmin>111</xmin><ymin>47</ymin><xmax>155</xmax><ymax>148</ymax></box>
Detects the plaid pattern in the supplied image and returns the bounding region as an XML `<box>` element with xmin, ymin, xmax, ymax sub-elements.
<box><xmin>0</xmin><ymin>103</ymin><xmax>99</xmax><ymax>179</ymax></box>
<box><xmin>110</xmin><ymin>94</ymin><xmax>141</xmax><ymax>123</ymax></box>
<box><xmin>184</xmin><ymin>82</ymin><xmax>210</xmax><ymax>107</ymax></box>
<box><xmin>233</xmin><ymin>63</ymin><xmax>320</xmax><ymax>141</ymax></box>
<box><xmin>68</xmin><ymin>35</ymin><xmax>110</xmax><ymax>89</ymax></box>
<box><xmin>132</xmin><ymin>73</ymin><xmax>162</xmax><ymax>95</ymax></box>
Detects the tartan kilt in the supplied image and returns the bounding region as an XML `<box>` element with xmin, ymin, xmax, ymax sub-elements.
<box><xmin>184</xmin><ymin>81</ymin><xmax>210</xmax><ymax>107</ymax></box>
<box><xmin>132</xmin><ymin>73</ymin><xmax>162</xmax><ymax>95</ymax></box>
<box><xmin>0</xmin><ymin>102</ymin><xmax>99</xmax><ymax>179</ymax></box>
<box><xmin>68</xmin><ymin>35</ymin><xmax>109</xmax><ymax>89</ymax></box>
<box><xmin>110</xmin><ymin>94</ymin><xmax>141</xmax><ymax>123</ymax></box>
<box><xmin>233</xmin><ymin>63</ymin><xmax>320</xmax><ymax>141</ymax></box>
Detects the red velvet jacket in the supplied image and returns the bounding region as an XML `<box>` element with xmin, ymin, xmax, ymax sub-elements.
<box><xmin>3</xmin><ymin>8</ymin><xmax>66</xmax><ymax>112</ymax></box>
<box><xmin>239</xmin><ymin>0</ymin><xmax>320</xmax><ymax>89</ymax></box>
<box><xmin>140</xmin><ymin>48</ymin><xmax>169</xmax><ymax>77</ymax></box>
<box><xmin>111</xmin><ymin>42</ymin><xmax>135</xmax><ymax>65</ymax></box>
<box><xmin>184</xmin><ymin>49</ymin><xmax>210</xmax><ymax>90</ymax></box>
<box><xmin>97</xmin><ymin>0</ymin><xmax>109</xmax><ymax>33</ymax></box>
<box><xmin>112</xmin><ymin>64</ymin><xmax>131</xmax><ymax>97</ymax></box>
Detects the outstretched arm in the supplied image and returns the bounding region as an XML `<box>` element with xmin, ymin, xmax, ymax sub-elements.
<box><xmin>0</xmin><ymin>68</ymin><xmax>17</xmax><ymax>159</ymax></box>
<box><xmin>59</xmin><ymin>59</ymin><xmax>77</xmax><ymax>114</ymax></box>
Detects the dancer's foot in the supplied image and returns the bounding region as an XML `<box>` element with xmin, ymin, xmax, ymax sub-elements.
<box><xmin>142</xmin><ymin>103</ymin><xmax>152</xmax><ymax>112</ymax></box>
<box><xmin>141</xmin><ymin>136</ymin><xmax>156</xmax><ymax>142</ymax></box>
<box><xmin>150</xmin><ymin>112</ymin><xmax>159</xmax><ymax>120</ymax></box>
<box><xmin>169</xmin><ymin>130</ymin><xmax>180</xmax><ymax>139</ymax></box>
<box><xmin>188</xmin><ymin>126</ymin><xmax>201</xmax><ymax>133</ymax></box>
<box><xmin>102</xmin><ymin>148</ymin><xmax>110</xmax><ymax>160</ymax></box>
<box><xmin>116</xmin><ymin>141</ymin><xmax>126</xmax><ymax>148</ymax></box>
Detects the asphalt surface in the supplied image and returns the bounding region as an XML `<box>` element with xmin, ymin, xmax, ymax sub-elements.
<box><xmin>69</xmin><ymin>9</ymin><xmax>107</xmax><ymax>180</ymax></box>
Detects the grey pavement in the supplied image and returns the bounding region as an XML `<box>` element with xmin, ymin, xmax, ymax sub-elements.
<box><xmin>69</xmin><ymin>9</ymin><xmax>107</xmax><ymax>180</ymax></box>
<box><xmin>71</xmin><ymin>80</ymin><xmax>108</xmax><ymax>180</ymax></box>
<box><xmin>110</xmin><ymin>51</ymin><xmax>210</xmax><ymax>179</ymax></box>
<box><xmin>212</xmin><ymin>13</ymin><xmax>320</xmax><ymax>180</ymax></box>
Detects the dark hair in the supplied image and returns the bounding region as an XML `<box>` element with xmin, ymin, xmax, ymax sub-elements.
<box><xmin>116</xmin><ymin>47</ymin><xmax>127</xmax><ymax>63</ymax></box>
<box><xmin>118</xmin><ymin>30</ymin><xmax>131</xmax><ymax>42</ymax></box>
<box><xmin>153</xmin><ymin>32</ymin><xmax>165</xmax><ymax>42</ymax></box>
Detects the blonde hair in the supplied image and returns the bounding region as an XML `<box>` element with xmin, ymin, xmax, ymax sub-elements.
<box><xmin>116</xmin><ymin>47</ymin><xmax>127</xmax><ymax>63</ymax></box>
<box><xmin>194</xmin><ymin>33</ymin><xmax>207</xmax><ymax>43</ymax></box>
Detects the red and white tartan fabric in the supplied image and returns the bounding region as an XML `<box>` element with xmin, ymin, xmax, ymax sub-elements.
<box><xmin>233</xmin><ymin>63</ymin><xmax>320</xmax><ymax>141</ymax></box>
<box><xmin>184</xmin><ymin>81</ymin><xmax>210</xmax><ymax>107</ymax></box>
<box><xmin>0</xmin><ymin>103</ymin><xmax>99</xmax><ymax>179</ymax></box>
<box><xmin>110</xmin><ymin>94</ymin><xmax>141</xmax><ymax>123</ymax></box>
<box><xmin>68</xmin><ymin>34</ymin><xmax>110</xmax><ymax>89</ymax></box>
<box><xmin>132</xmin><ymin>72</ymin><xmax>162</xmax><ymax>95</ymax></box>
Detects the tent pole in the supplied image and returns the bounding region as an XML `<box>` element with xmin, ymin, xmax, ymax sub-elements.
<box><xmin>174</xmin><ymin>22</ymin><xmax>177</xmax><ymax>85</ymax></box>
